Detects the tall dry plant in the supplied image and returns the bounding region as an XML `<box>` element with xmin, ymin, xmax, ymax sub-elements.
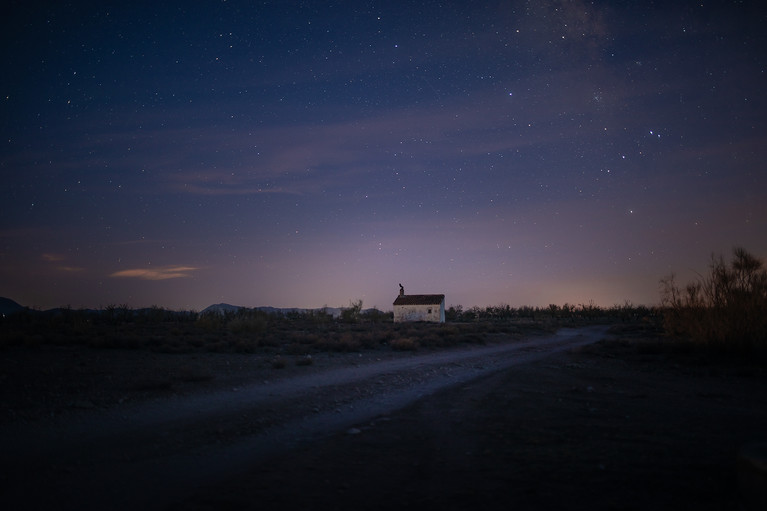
<box><xmin>660</xmin><ymin>247</ymin><xmax>767</xmax><ymax>351</ymax></box>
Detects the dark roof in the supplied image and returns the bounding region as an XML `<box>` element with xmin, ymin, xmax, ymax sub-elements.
<box><xmin>393</xmin><ymin>294</ymin><xmax>445</xmax><ymax>306</ymax></box>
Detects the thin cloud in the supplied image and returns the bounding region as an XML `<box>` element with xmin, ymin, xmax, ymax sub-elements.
<box><xmin>41</xmin><ymin>253</ymin><xmax>85</xmax><ymax>273</ymax></box>
<box><xmin>110</xmin><ymin>266</ymin><xmax>199</xmax><ymax>280</ymax></box>
<box><xmin>58</xmin><ymin>266</ymin><xmax>85</xmax><ymax>273</ymax></box>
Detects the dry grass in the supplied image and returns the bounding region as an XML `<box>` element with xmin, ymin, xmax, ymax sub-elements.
<box><xmin>0</xmin><ymin>303</ymin><xmax>657</xmax><ymax>360</ymax></box>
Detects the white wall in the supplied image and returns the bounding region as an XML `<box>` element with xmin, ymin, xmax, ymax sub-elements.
<box><xmin>393</xmin><ymin>302</ymin><xmax>445</xmax><ymax>323</ymax></box>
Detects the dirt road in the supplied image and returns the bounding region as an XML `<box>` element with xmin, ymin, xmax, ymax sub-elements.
<box><xmin>1</xmin><ymin>326</ymin><xmax>610</xmax><ymax>510</ymax></box>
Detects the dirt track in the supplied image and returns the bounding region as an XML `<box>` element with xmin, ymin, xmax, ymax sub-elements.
<box><xmin>2</xmin><ymin>325</ymin><xmax>767</xmax><ymax>510</ymax></box>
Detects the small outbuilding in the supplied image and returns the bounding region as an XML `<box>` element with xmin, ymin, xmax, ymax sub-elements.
<box><xmin>392</xmin><ymin>284</ymin><xmax>445</xmax><ymax>323</ymax></box>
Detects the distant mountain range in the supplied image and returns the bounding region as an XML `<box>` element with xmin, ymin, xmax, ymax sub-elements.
<box><xmin>0</xmin><ymin>298</ymin><xmax>380</xmax><ymax>319</ymax></box>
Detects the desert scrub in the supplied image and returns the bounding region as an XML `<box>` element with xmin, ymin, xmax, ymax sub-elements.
<box><xmin>661</xmin><ymin>247</ymin><xmax>767</xmax><ymax>355</ymax></box>
<box><xmin>315</xmin><ymin>332</ymin><xmax>361</xmax><ymax>352</ymax></box>
<box><xmin>230</xmin><ymin>336</ymin><xmax>259</xmax><ymax>353</ymax></box>
<box><xmin>390</xmin><ymin>337</ymin><xmax>419</xmax><ymax>351</ymax></box>
<box><xmin>227</xmin><ymin>314</ymin><xmax>267</xmax><ymax>334</ymax></box>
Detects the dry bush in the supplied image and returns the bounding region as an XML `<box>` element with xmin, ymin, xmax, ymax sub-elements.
<box><xmin>258</xmin><ymin>332</ymin><xmax>281</xmax><ymax>347</ymax></box>
<box><xmin>661</xmin><ymin>247</ymin><xmax>767</xmax><ymax>354</ymax></box>
<box><xmin>337</xmin><ymin>332</ymin><xmax>362</xmax><ymax>351</ymax></box>
<box><xmin>288</xmin><ymin>332</ymin><xmax>320</xmax><ymax>345</ymax></box>
<box><xmin>227</xmin><ymin>314</ymin><xmax>267</xmax><ymax>334</ymax></box>
<box><xmin>314</xmin><ymin>332</ymin><xmax>361</xmax><ymax>352</ymax></box>
<box><xmin>230</xmin><ymin>336</ymin><xmax>259</xmax><ymax>353</ymax></box>
<box><xmin>196</xmin><ymin>313</ymin><xmax>225</xmax><ymax>332</ymax></box>
<box><xmin>356</xmin><ymin>330</ymin><xmax>391</xmax><ymax>348</ymax></box>
<box><xmin>390</xmin><ymin>337</ymin><xmax>419</xmax><ymax>351</ymax></box>
<box><xmin>416</xmin><ymin>332</ymin><xmax>444</xmax><ymax>347</ymax></box>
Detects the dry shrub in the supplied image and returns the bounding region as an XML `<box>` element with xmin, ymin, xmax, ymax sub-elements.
<box><xmin>227</xmin><ymin>315</ymin><xmax>267</xmax><ymax>334</ymax></box>
<box><xmin>414</xmin><ymin>332</ymin><xmax>442</xmax><ymax>347</ymax></box>
<box><xmin>356</xmin><ymin>330</ymin><xmax>389</xmax><ymax>348</ymax></box>
<box><xmin>661</xmin><ymin>247</ymin><xmax>767</xmax><ymax>355</ymax></box>
<box><xmin>232</xmin><ymin>337</ymin><xmax>259</xmax><ymax>353</ymax></box>
<box><xmin>317</xmin><ymin>332</ymin><xmax>361</xmax><ymax>352</ymax></box>
<box><xmin>390</xmin><ymin>337</ymin><xmax>419</xmax><ymax>351</ymax></box>
<box><xmin>196</xmin><ymin>313</ymin><xmax>225</xmax><ymax>331</ymax></box>
<box><xmin>290</xmin><ymin>332</ymin><xmax>320</xmax><ymax>345</ymax></box>
<box><xmin>337</xmin><ymin>332</ymin><xmax>361</xmax><ymax>351</ymax></box>
<box><xmin>259</xmin><ymin>332</ymin><xmax>281</xmax><ymax>347</ymax></box>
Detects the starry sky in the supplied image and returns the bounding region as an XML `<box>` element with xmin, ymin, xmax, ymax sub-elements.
<box><xmin>2</xmin><ymin>1</ymin><xmax>766</xmax><ymax>312</ymax></box>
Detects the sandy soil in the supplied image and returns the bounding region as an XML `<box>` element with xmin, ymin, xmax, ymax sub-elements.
<box><xmin>2</xmin><ymin>325</ymin><xmax>767</xmax><ymax>510</ymax></box>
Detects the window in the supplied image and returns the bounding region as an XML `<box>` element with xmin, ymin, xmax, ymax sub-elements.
<box><xmin>427</xmin><ymin>308</ymin><xmax>432</xmax><ymax>314</ymax></box>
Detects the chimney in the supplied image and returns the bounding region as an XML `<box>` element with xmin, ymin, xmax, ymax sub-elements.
<box><xmin>399</xmin><ymin>283</ymin><xmax>404</xmax><ymax>296</ymax></box>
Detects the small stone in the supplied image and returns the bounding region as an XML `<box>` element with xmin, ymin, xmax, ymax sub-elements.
<box><xmin>346</xmin><ymin>427</ymin><xmax>361</xmax><ymax>435</ymax></box>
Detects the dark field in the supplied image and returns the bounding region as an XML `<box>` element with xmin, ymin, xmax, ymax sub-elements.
<box><xmin>2</xmin><ymin>310</ymin><xmax>767</xmax><ymax>510</ymax></box>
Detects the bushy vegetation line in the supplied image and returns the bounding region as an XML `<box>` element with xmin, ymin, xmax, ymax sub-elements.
<box><xmin>445</xmin><ymin>301</ymin><xmax>653</xmax><ymax>324</ymax></box>
<box><xmin>6</xmin><ymin>249</ymin><xmax>764</xmax><ymax>359</ymax></box>
<box><xmin>1</xmin><ymin>299</ymin><xmax>650</xmax><ymax>354</ymax></box>
<box><xmin>661</xmin><ymin>247</ymin><xmax>767</xmax><ymax>354</ymax></box>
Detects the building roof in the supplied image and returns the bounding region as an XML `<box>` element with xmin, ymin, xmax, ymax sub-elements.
<box><xmin>393</xmin><ymin>294</ymin><xmax>445</xmax><ymax>306</ymax></box>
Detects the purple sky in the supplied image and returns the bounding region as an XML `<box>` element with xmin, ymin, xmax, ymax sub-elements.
<box><xmin>2</xmin><ymin>1</ymin><xmax>766</xmax><ymax>311</ymax></box>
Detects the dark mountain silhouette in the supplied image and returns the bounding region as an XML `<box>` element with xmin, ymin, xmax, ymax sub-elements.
<box><xmin>0</xmin><ymin>297</ymin><xmax>25</xmax><ymax>316</ymax></box>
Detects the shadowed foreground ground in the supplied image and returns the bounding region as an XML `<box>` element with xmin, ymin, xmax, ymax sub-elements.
<box><xmin>174</xmin><ymin>338</ymin><xmax>767</xmax><ymax>511</ymax></box>
<box><xmin>2</xmin><ymin>326</ymin><xmax>766</xmax><ymax>510</ymax></box>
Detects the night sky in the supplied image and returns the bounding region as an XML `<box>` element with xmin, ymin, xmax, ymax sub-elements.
<box><xmin>2</xmin><ymin>1</ymin><xmax>766</xmax><ymax>312</ymax></box>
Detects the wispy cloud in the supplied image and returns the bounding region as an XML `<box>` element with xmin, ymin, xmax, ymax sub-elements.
<box><xmin>110</xmin><ymin>266</ymin><xmax>199</xmax><ymax>280</ymax></box>
<box><xmin>42</xmin><ymin>253</ymin><xmax>66</xmax><ymax>262</ymax></box>
<box><xmin>41</xmin><ymin>253</ymin><xmax>85</xmax><ymax>273</ymax></box>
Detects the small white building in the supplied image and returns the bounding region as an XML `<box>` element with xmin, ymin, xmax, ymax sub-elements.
<box><xmin>392</xmin><ymin>285</ymin><xmax>445</xmax><ymax>323</ymax></box>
